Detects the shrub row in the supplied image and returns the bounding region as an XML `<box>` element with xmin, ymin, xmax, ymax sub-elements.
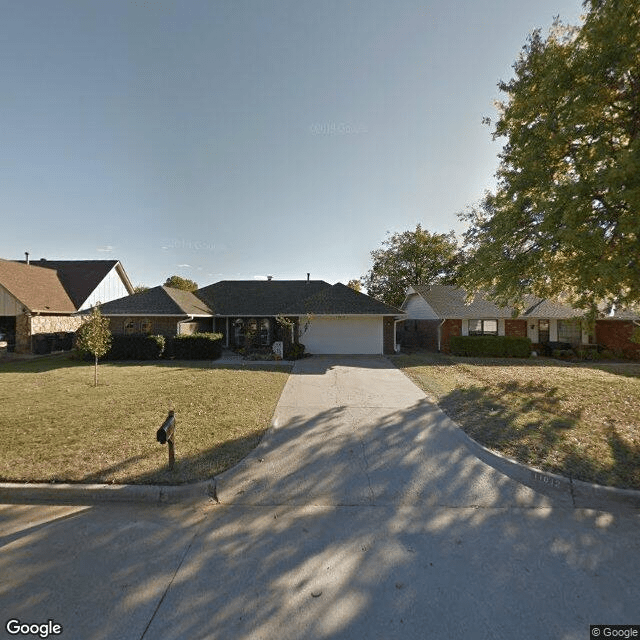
<box><xmin>449</xmin><ymin>335</ymin><xmax>532</xmax><ymax>358</ymax></box>
<box><xmin>103</xmin><ymin>333</ymin><xmax>223</xmax><ymax>360</ymax></box>
<box><xmin>166</xmin><ymin>333</ymin><xmax>223</xmax><ymax>360</ymax></box>
<box><xmin>104</xmin><ymin>334</ymin><xmax>166</xmax><ymax>360</ymax></box>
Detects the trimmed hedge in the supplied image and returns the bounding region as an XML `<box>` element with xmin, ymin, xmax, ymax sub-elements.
<box><xmin>106</xmin><ymin>334</ymin><xmax>165</xmax><ymax>360</ymax></box>
<box><xmin>449</xmin><ymin>335</ymin><xmax>531</xmax><ymax>358</ymax></box>
<box><xmin>166</xmin><ymin>333</ymin><xmax>223</xmax><ymax>360</ymax></box>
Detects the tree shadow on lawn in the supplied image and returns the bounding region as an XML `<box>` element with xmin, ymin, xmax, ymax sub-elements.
<box><xmin>79</xmin><ymin>432</ymin><xmax>267</xmax><ymax>486</ymax></box>
<box><xmin>437</xmin><ymin>380</ymin><xmax>640</xmax><ymax>490</ymax></box>
<box><xmin>3</xmin><ymin>398</ymin><xmax>640</xmax><ymax>639</ymax></box>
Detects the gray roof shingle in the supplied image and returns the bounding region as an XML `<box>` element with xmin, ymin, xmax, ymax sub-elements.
<box><xmin>98</xmin><ymin>286</ymin><xmax>212</xmax><ymax>316</ymax></box>
<box><xmin>285</xmin><ymin>282</ymin><xmax>402</xmax><ymax>315</ymax></box>
<box><xmin>408</xmin><ymin>285</ymin><xmax>639</xmax><ymax>320</ymax></box>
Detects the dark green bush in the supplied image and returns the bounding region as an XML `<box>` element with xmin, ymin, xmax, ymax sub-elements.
<box><xmin>106</xmin><ymin>334</ymin><xmax>165</xmax><ymax>360</ymax></box>
<box><xmin>552</xmin><ymin>348</ymin><xmax>576</xmax><ymax>359</ymax></box>
<box><xmin>449</xmin><ymin>335</ymin><xmax>531</xmax><ymax>358</ymax></box>
<box><xmin>166</xmin><ymin>333</ymin><xmax>223</xmax><ymax>360</ymax></box>
<box><xmin>285</xmin><ymin>342</ymin><xmax>306</xmax><ymax>360</ymax></box>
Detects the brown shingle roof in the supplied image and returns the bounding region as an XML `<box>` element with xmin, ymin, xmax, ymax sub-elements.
<box><xmin>19</xmin><ymin>259</ymin><xmax>132</xmax><ymax>308</ymax></box>
<box><xmin>0</xmin><ymin>259</ymin><xmax>76</xmax><ymax>313</ymax></box>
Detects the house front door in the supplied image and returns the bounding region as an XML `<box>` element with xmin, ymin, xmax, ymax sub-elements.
<box><xmin>539</xmin><ymin>319</ymin><xmax>549</xmax><ymax>343</ymax></box>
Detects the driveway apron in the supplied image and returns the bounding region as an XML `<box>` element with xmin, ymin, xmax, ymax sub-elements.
<box><xmin>215</xmin><ymin>355</ymin><xmax>555</xmax><ymax>508</ymax></box>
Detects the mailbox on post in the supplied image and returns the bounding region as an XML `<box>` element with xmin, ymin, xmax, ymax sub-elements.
<box><xmin>156</xmin><ymin>410</ymin><xmax>176</xmax><ymax>469</ymax></box>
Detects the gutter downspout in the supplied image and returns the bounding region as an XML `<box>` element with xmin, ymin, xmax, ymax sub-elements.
<box><xmin>393</xmin><ymin>318</ymin><xmax>402</xmax><ymax>353</ymax></box>
<box><xmin>437</xmin><ymin>319</ymin><xmax>446</xmax><ymax>352</ymax></box>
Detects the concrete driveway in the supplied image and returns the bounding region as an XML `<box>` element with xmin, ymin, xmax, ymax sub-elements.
<box><xmin>1</xmin><ymin>356</ymin><xmax>639</xmax><ymax>640</ymax></box>
<box><xmin>215</xmin><ymin>355</ymin><xmax>552</xmax><ymax>508</ymax></box>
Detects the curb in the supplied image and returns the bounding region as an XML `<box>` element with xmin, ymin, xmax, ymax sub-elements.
<box><xmin>0</xmin><ymin>478</ymin><xmax>218</xmax><ymax>505</ymax></box>
<box><xmin>454</xmin><ymin>421</ymin><xmax>640</xmax><ymax>511</ymax></box>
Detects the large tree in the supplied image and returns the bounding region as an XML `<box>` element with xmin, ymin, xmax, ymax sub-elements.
<box><xmin>459</xmin><ymin>0</ymin><xmax>640</xmax><ymax>311</ymax></box>
<box><xmin>362</xmin><ymin>224</ymin><xmax>459</xmax><ymax>308</ymax></box>
<box><xmin>164</xmin><ymin>275</ymin><xmax>198</xmax><ymax>291</ymax></box>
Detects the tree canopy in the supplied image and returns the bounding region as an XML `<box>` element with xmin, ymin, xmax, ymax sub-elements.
<box><xmin>361</xmin><ymin>224</ymin><xmax>459</xmax><ymax>308</ymax></box>
<box><xmin>458</xmin><ymin>0</ymin><xmax>640</xmax><ymax>311</ymax></box>
<box><xmin>164</xmin><ymin>275</ymin><xmax>198</xmax><ymax>292</ymax></box>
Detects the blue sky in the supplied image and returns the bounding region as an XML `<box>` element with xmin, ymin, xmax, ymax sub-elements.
<box><xmin>1</xmin><ymin>0</ymin><xmax>584</xmax><ymax>289</ymax></box>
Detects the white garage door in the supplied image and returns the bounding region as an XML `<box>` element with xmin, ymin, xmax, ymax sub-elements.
<box><xmin>301</xmin><ymin>316</ymin><xmax>383</xmax><ymax>354</ymax></box>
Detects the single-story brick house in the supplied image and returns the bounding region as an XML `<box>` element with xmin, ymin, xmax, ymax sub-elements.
<box><xmin>99</xmin><ymin>279</ymin><xmax>403</xmax><ymax>355</ymax></box>
<box><xmin>0</xmin><ymin>257</ymin><xmax>134</xmax><ymax>353</ymax></box>
<box><xmin>97</xmin><ymin>285</ymin><xmax>215</xmax><ymax>337</ymax></box>
<box><xmin>399</xmin><ymin>284</ymin><xmax>640</xmax><ymax>358</ymax></box>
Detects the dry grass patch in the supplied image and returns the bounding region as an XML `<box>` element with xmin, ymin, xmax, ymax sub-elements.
<box><xmin>0</xmin><ymin>356</ymin><xmax>290</xmax><ymax>484</ymax></box>
<box><xmin>393</xmin><ymin>351</ymin><xmax>640</xmax><ymax>490</ymax></box>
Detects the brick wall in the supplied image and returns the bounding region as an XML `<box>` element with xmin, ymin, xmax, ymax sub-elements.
<box><xmin>107</xmin><ymin>316</ymin><xmax>181</xmax><ymax>337</ymax></box>
<box><xmin>596</xmin><ymin>320</ymin><xmax>640</xmax><ymax>359</ymax></box>
<box><xmin>505</xmin><ymin>319</ymin><xmax>527</xmax><ymax>338</ymax></box>
<box><xmin>441</xmin><ymin>319</ymin><xmax>462</xmax><ymax>353</ymax></box>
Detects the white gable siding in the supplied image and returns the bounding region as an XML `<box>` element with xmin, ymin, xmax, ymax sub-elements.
<box><xmin>80</xmin><ymin>265</ymin><xmax>131</xmax><ymax>310</ymax></box>
<box><xmin>0</xmin><ymin>284</ymin><xmax>23</xmax><ymax>315</ymax></box>
<box><xmin>403</xmin><ymin>293</ymin><xmax>439</xmax><ymax>320</ymax></box>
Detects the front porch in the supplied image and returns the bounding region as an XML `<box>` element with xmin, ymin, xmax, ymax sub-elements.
<box><xmin>213</xmin><ymin>316</ymin><xmax>299</xmax><ymax>351</ymax></box>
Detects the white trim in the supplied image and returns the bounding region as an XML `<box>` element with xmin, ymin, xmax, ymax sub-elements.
<box><xmin>100</xmin><ymin>313</ymin><xmax>211</xmax><ymax>317</ymax></box>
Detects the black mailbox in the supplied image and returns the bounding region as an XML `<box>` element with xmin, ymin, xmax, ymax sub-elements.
<box><xmin>156</xmin><ymin>411</ymin><xmax>175</xmax><ymax>444</ymax></box>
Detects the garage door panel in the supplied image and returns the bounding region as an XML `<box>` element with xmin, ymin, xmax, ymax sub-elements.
<box><xmin>302</xmin><ymin>316</ymin><xmax>382</xmax><ymax>354</ymax></box>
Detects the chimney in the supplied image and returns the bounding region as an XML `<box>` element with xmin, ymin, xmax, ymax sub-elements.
<box><xmin>25</xmin><ymin>252</ymin><xmax>29</xmax><ymax>265</ymax></box>
<box><xmin>306</xmin><ymin>272</ymin><xmax>310</xmax><ymax>283</ymax></box>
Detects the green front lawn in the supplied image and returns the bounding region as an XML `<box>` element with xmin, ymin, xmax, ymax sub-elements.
<box><xmin>0</xmin><ymin>356</ymin><xmax>290</xmax><ymax>484</ymax></box>
<box><xmin>393</xmin><ymin>351</ymin><xmax>640</xmax><ymax>490</ymax></box>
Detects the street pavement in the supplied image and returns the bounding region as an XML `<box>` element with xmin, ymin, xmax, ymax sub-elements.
<box><xmin>1</xmin><ymin>356</ymin><xmax>639</xmax><ymax>640</ymax></box>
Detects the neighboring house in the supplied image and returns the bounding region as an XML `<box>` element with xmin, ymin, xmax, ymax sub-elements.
<box><xmin>100</xmin><ymin>279</ymin><xmax>403</xmax><ymax>355</ymax></box>
<box><xmin>0</xmin><ymin>258</ymin><xmax>134</xmax><ymax>353</ymax></box>
<box><xmin>399</xmin><ymin>285</ymin><xmax>640</xmax><ymax>358</ymax></box>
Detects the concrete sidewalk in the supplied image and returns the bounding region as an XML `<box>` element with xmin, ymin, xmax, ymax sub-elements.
<box><xmin>1</xmin><ymin>356</ymin><xmax>639</xmax><ymax>640</ymax></box>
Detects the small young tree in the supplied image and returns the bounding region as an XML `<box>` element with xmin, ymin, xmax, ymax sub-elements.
<box><xmin>75</xmin><ymin>306</ymin><xmax>112</xmax><ymax>387</ymax></box>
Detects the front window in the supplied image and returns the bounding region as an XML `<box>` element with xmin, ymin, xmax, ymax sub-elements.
<box><xmin>141</xmin><ymin>318</ymin><xmax>152</xmax><ymax>334</ymax></box>
<box><xmin>234</xmin><ymin>319</ymin><xmax>245</xmax><ymax>346</ymax></box>
<box><xmin>558</xmin><ymin>320</ymin><xmax>581</xmax><ymax>344</ymax></box>
<box><xmin>469</xmin><ymin>319</ymin><xmax>498</xmax><ymax>335</ymax></box>
<box><xmin>124</xmin><ymin>318</ymin><xmax>136</xmax><ymax>335</ymax></box>
<box><xmin>260</xmin><ymin>319</ymin><xmax>270</xmax><ymax>346</ymax></box>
